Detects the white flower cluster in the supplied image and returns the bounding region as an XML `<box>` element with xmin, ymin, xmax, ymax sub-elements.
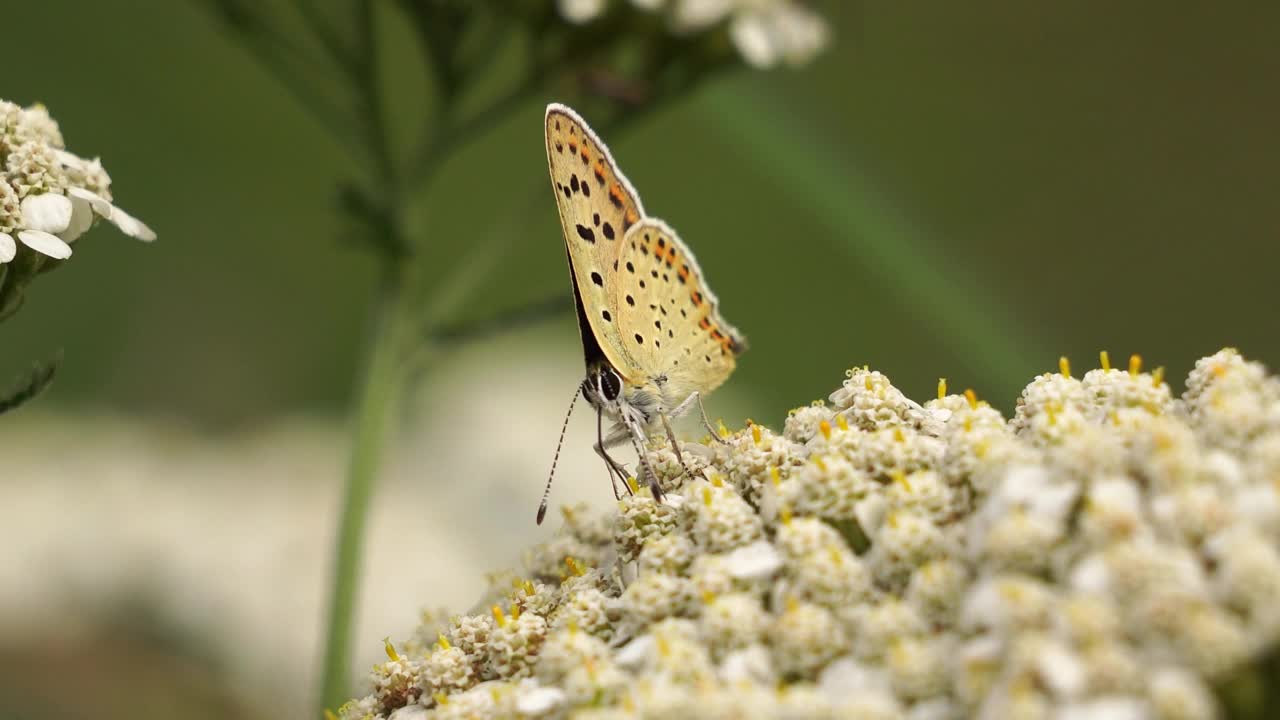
<box><xmin>338</xmin><ymin>348</ymin><xmax>1280</xmax><ymax>720</ymax></box>
<box><xmin>556</xmin><ymin>0</ymin><xmax>828</xmax><ymax>69</ymax></box>
<box><xmin>0</xmin><ymin>99</ymin><xmax>153</xmax><ymax>266</ymax></box>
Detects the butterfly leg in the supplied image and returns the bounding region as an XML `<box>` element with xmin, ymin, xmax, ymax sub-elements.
<box><xmin>595</xmin><ymin>434</ymin><xmax>632</xmax><ymax>499</ymax></box>
<box><xmin>699</xmin><ymin>394</ymin><xmax>729</xmax><ymax>444</ymax></box>
<box><xmin>671</xmin><ymin>391</ymin><xmax>728</xmax><ymax>445</ymax></box>
<box><xmin>595</xmin><ymin>419</ymin><xmax>633</xmax><ymax>499</ymax></box>
<box><xmin>658</xmin><ymin>411</ymin><xmax>694</xmax><ymax>479</ymax></box>
<box><xmin>621</xmin><ymin>413</ymin><xmax>665</xmax><ymax>503</ymax></box>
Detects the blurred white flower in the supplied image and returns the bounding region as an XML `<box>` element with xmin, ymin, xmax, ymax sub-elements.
<box><xmin>722</xmin><ymin>538</ymin><xmax>782</xmax><ymax>580</ymax></box>
<box><xmin>555</xmin><ymin>0</ymin><xmax>829</xmax><ymax>69</ymax></box>
<box><xmin>727</xmin><ymin>1</ymin><xmax>829</xmax><ymax>68</ymax></box>
<box><xmin>671</xmin><ymin>0</ymin><xmax>735</xmax><ymax>30</ymax></box>
<box><xmin>647</xmin><ymin>0</ymin><xmax>835</xmax><ymax>68</ymax></box>
<box><xmin>0</xmin><ymin>345</ymin><xmax>660</xmax><ymax>719</ymax></box>
<box><xmin>513</xmin><ymin>684</ymin><xmax>565</xmax><ymax>715</ymax></box>
<box><xmin>558</xmin><ymin>0</ymin><xmax>606</xmax><ymax>23</ymax></box>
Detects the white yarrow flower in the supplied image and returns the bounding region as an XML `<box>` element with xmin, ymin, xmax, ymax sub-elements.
<box><xmin>0</xmin><ymin>232</ymin><xmax>15</xmax><ymax>263</ymax></box>
<box><xmin>514</xmin><ymin>684</ymin><xmax>567</xmax><ymax>714</ymax></box>
<box><xmin>58</xmin><ymin>157</ymin><xmax>156</xmax><ymax>243</ymax></box>
<box><xmin>724</xmin><ymin>538</ymin><xmax>783</xmax><ymax>580</ymax></box>
<box><xmin>16</xmin><ymin>230</ymin><xmax>72</xmax><ymax>260</ymax></box>
<box><xmin>20</xmin><ymin>193</ymin><xmax>72</xmax><ymax>234</ymax></box>
<box><xmin>335</xmin><ymin>351</ymin><xmax>1279</xmax><ymax>719</ymax></box>
<box><xmin>0</xmin><ymin>99</ymin><xmax>154</xmax><ymax>264</ymax></box>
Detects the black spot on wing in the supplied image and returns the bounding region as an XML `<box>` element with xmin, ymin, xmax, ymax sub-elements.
<box><xmin>570</xmin><ymin>175</ymin><xmax>579</xmax><ymax>193</ymax></box>
<box><xmin>576</xmin><ymin>225</ymin><xmax>596</xmax><ymax>243</ymax></box>
<box><xmin>565</xmin><ymin>246</ymin><xmax>608</xmax><ymax>370</ymax></box>
<box><xmin>602</xmin><ymin>222</ymin><xmax>614</xmax><ymax>240</ymax></box>
<box><xmin>591</xmin><ymin>272</ymin><xmax>603</xmax><ymax>286</ymax></box>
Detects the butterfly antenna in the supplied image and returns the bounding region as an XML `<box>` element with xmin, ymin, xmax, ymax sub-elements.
<box><xmin>538</xmin><ymin>386</ymin><xmax>581</xmax><ymax>524</ymax></box>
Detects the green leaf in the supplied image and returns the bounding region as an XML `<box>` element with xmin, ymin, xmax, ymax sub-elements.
<box><xmin>0</xmin><ymin>353</ymin><xmax>61</xmax><ymax>416</ymax></box>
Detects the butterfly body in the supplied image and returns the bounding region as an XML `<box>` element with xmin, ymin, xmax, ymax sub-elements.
<box><xmin>542</xmin><ymin>103</ymin><xmax>744</xmax><ymax>510</ymax></box>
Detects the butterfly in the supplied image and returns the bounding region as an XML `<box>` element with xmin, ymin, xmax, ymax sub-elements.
<box><xmin>537</xmin><ymin>103</ymin><xmax>746</xmax><ymax>524</ymax></box>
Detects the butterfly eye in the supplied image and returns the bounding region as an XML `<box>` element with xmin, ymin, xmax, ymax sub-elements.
<box><xmin>600</xmin><ymin>368</ymin><xmax>622</xmax><ymax>401</ymax></box>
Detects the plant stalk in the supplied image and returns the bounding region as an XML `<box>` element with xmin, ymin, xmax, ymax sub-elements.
<box><xmin>318</xmin><ymin>262</ymin><xmax>412</xmax><ymax>715</ymax></box>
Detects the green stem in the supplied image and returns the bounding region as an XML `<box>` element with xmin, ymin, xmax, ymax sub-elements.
<box><xmin>318</xmin><ymin>263</ymin><xmax>413</xmax><ymax>715</ymax></box>
<box><xmin>318</xmin><ymin>5</ymin><xmax>416</xmax><ymax>712</ymax></box>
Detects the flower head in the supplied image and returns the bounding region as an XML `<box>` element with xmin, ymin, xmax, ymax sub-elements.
<box><xmin>340</xmin><ymin>349</ymin><xmax>1280</xmax><ymax>718</ymax></box>
<box><xmin>0</xmin><ymin>98</ymin><xmax>153</xmax><ymax>275</ymax></box>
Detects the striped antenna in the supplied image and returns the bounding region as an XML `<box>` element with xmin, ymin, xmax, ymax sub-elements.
<box><xmin>537</xmin><ymin>386</ymin><xmax>581</xmax><ymax>524</ymax></box>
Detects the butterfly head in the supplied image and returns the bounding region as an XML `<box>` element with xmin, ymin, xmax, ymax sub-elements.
<box><xmin>582</xmin><ymin>361</ymin><xmax>672</xmax><ymax>432</ymax></box>
<box><xmin>581</xmin><ymin>362</ymin><xmax>623</xmax><ymax>411</ymax></box>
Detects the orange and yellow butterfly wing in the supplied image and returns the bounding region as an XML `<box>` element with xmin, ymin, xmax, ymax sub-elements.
<box><xmin>545</xmin><ymin>103</ymin><xmax>646</xmax><ymax>380</ymax></box>
<box><xmin>612</xmin><ymin>218</ymin><xmax>744</xmax><ymax>398</ymax></box>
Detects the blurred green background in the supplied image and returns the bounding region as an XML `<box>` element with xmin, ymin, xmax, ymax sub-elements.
<box><xmin>2</xmin><ymin>1</ymin><xmax>1279</xmax><ymax>717</ymax></box>
<box><xmin>4</xmin><ymin>2</ymin><xmax>1276</xmax><ymax>424</ymax></box>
